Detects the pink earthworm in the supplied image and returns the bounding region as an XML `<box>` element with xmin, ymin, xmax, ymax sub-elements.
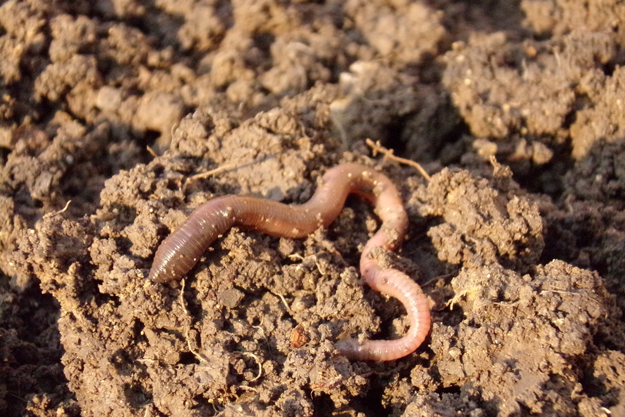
<box><xmin>148</xmin><ymin>163</ymin><xmax>431</xmax><ymax>361</ymax></box>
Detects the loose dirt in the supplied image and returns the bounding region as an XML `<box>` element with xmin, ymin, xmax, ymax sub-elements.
<box><xmin>1</xmin><ymin>1</ymin><xmax>624</xmax><ymax>416</ymax></box>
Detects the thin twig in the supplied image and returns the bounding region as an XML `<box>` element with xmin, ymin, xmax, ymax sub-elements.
<box><xmin>186</xmin><ymin>328</ymin><xmax>209</xmax><ymax>363</ymax></box>
<box><xmin>186</xmin><ymin>162</ymin><xmax>241</xmax><ymax>182</ymax></box>
<box><xmin>236</xmin><ymin>385</ymin><xmax>258</xmax><ymax>392</ymax></box>
<box><xmin>366</xmin><ymin>138</ymin><xmax>431</xmax><ymax>181</ymax></box>
<box><xmin>179</xmin><ymin>278</ymin><xmax>189</xmax><ymax>315</ymax></box>
<box><xmin>270</xmin><ymin>290</ymin><xmax>292</xmax><ymax>314</ymax></box>
<box><xmin>182</xmin><ymin>161</ymin><xmax>250</xmax><ymax>194</ymax></box>
<box><xmin>146</xmin><ymin>146</ymin><xmax>158</xmax><ymax>158</ymax></box>
<box><xmin>233</xmin><ymin>351</ymin><xmax>263</xmax><ymax>381</ymax></box>
<box><xmin>421</xmin><ymin>271</ymin><xmax>457</xmax><ymax>287</ymax></box>
<box><xmin>178</xmin><ymin>279</ymin><xmax>210</xmax><ymax>363</ymax></box>
<box><xmin>44</xmin><ymin>200</ymin><xmax>71</xmax><ymax>219</ymax></box>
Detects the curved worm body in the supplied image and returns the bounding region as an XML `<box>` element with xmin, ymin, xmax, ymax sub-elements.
<box><xmin>148</xmin><ymin>163</ymin><xmax>431</xmax><ymax>361</ymax></box>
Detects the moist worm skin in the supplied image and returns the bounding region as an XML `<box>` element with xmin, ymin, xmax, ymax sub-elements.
<box><xmin>148</xmin><ymin>163</ymin><xmax>431</xmax><ymax>361</ymax></box>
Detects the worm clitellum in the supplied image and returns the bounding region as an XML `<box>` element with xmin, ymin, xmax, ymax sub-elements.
<box><xmin>148</xmin><ymin>163</ymin><xmax>431</xmax><ymax>361</ymax></box>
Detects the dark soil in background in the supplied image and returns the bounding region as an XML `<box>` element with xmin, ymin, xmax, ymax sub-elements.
<box><xmin>1</xmin><ymin>0</ymin><xmax>624</xmax><ymax>416</ymax></box>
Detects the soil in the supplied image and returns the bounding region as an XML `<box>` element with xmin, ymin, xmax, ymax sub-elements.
<box><xmin>1</xmin><ymin>0</ymin><xmax>624</xmax><ymax>416</ymax></box>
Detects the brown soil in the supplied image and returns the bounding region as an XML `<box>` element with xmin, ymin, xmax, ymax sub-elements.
<box><xmin>1</xmin><ymin>1</ymin><xmax>624</xmax><ymax>416</ymax></box>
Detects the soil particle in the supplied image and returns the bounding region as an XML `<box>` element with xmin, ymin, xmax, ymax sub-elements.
<box><xmin>413</xmin><ymin>166</ymin><xmax>544</xmax><ymax>271</ymax></box>
<box><xmin>1</xmin><ymin>1</ymin><xmax>625</xmax><ymax>416</ymax></box>
<box><xmin>443</xmin><ymin>30</ymin><xmax>616</xmax><ymax>155</ymax></box>
<box><xmin>409</xmin><ymin>261</ymin><xmax>615</xmax><ymax>416</ymax></box>
<box><xmin>522</xmin><ymin>0</ymin><xmax>625</xmax><ymax>43</ymax></box>
<box><xmin>345</xmin><ymin>0</ymin><xmax>446</xmax><ymax>67</ymax></box>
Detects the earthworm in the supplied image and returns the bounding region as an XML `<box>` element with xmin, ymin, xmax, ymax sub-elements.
<box><xmin>148</xmin><ymin>163</ymin><xmax>431</xmax><ymax>361</ymax></box>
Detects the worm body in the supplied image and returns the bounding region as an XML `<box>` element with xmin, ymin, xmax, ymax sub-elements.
<box><xmin>148</xmin><ymin>163</ymin><xmax>431</xmax><ymax>361</ymax></box>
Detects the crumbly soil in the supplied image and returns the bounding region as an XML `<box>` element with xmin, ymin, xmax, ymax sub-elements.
<box><xmin>1</xmin><ymin>1</ymin><xmax>625</xmax><ymax>416</ymax></box>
